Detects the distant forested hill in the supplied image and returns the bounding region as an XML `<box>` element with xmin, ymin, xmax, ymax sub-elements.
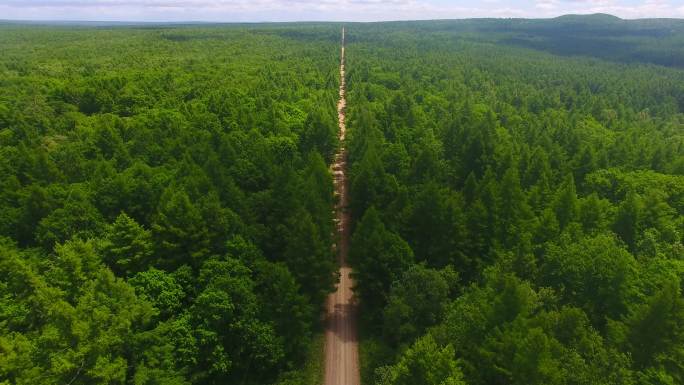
<box><xmin>351</xmin><ymin>14</ymin><xmax>684</xmax><ymax>67</ymax></box>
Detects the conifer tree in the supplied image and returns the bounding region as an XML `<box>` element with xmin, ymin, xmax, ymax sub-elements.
<box><xmin>102</xmin><ymin>212</ymin><xmax>153</xmax><ymax>276</ymax></box>
<box><xmin>152</xmin><ymin>188</ymin><xmax>210</xmax><ymax>269</ymax></box>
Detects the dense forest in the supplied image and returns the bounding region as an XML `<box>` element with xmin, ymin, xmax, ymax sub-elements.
<box><xmin>1</xmin><ymin>15</ymin><xmax>683</xmax><ymax>385</ymax></box>
<box><xmin>0</xmin><ymin>24</ymin><xmax>342</xmax><ymax>384</ymax></box>
<box><xmin>344</xmin><ymin>17</ymin><xmax>684</xmax><ymax>385</ymax></box>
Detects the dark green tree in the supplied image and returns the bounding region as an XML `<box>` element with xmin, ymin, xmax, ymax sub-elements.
<box><xmin>552</xmin><ymin>174</ymin><xmax>578</xmax><ymax>230</ymax></box>
<box><xmin>376</xmin><ymin>335</ymin><xmax>466</xmax><ymax>385</ymax></box>
<box><xmin>349</xmin><ymin>207</ymin><xmax>414</xmax><ymax>319</ymax></box>
<box><xmin>101</xmin><ymin>212</ymin><xmax>154</xmax><ymax>276</ymax></box>
<box><xmin>152</xmin><ymin>188</ymin><xmax>210</xmax><ymax>269</ymax></box>
<box><xmin>383</xmin><ymin>265</ymin><xmax>452</xmax><ymax>346</ymax></box>
<box><xmin>613</xmin><ymin>190</ymin><xmax>643</xmax><ymax>251</ymax></box>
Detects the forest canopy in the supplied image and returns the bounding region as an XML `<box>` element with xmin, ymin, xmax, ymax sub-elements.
<box><xmin>343</xmin><ymin>18</ymin><xmax>684</xmax><ymax>385</ymax></box>
<box><xmin>0</xmin><ymin>24</ymin><xmax>342</xmax><ymax>385</ymax></box>
<box><xmin>1</xmin><ymin>15</ymin><xmax>684</xmax><ymax>385</ymax></box>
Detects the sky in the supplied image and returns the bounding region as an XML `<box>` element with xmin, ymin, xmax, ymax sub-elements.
<box><xmin>0</xmin><ymin>0</ymin><xmax>683</xmax><ymax>22</ymax></box>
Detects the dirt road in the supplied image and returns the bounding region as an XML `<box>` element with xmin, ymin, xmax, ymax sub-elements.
<box><xmin>324</xmin><ymin>27</ymin><xmax>360</xmax><ymax>385</ymax></box>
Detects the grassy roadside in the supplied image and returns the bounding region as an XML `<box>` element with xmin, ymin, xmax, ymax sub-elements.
<box><xmin>276</xmin><ymin>334</ymin><xmax>325</xmax><ymax>385</ymax></box>
<box><xmin>359</xmin><ymin>334</ymin><xmax>394</xmax><ymax>385</ymax></box>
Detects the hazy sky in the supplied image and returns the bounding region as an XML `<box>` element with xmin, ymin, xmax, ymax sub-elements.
<box><xmin>1</xmin><ymin>0</ymin><xmax>683</xmax><ymax>22</ymax></box>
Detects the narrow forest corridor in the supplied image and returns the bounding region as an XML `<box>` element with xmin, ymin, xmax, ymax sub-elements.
<box><xmin>324</xmin><ymin>27</ymin><xmax>360</xmax><ymax>385</ymax></box>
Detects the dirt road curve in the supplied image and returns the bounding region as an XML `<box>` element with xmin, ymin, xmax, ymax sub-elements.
<box><xmin>324</xmin><ymin>27</ymin><xmax>360</xmax><ymax>385</ymax></box>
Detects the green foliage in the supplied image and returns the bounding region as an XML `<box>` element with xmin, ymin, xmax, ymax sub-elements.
<box><xmin>621</xmin><ymin>280</ymin><xmax>684</xmax><ymax>378</ymax></box>
<box><xmin>540</xmin><ymin>235</ymin><xmax>639</xmax><ymax>328</ymax></box>
<box><xmin>152</xmin><ymin>188</ymin><xmax>210</xmax><ymax>269</ymax></box>
<box><xmin>274</xmin><ymin>334</ymin><xmax>325</xmax><ymax>385</ymax></box>
<box><xmin>0</xmin><ymin>24</ymin><xmax>340</xmax><ymax>385</ymax></box>
<box><xmin>375</xmin><ymin>335</ymin><xmax>466</xmax><ymax>385</ymax></box>
<box><xmin>400</xmin><ymin>183</ymin><xmax>468</xmax><ymax>267</ymax></box>
<box><xmin>190</xmin><ymin>257</ymin><xmax>284</xmax><ymax>383</ymax></box>
<box><xmin>129</xmin><ymin>267</ymin><xmax>185</xmax><ymax>318</ymax></box>
<box><xmin>281</xmin><ymin>208</ymin><xmax>336</xmax><ymax>306</ymax></box>
<box><xmin>349</xmin><ymin>207</ymin><xmax>414</xmax><ymax>318</ymax></box>
<box><xmin>102</xmin><ymin>212</ymin><xmax>154</xmax><ymax>276</ymax></box>
<box><xmin>0</xmin><ymin>239</ymin><xmax>165</xmax><ymax>384</ymax></box>
<box><xmin>382</xmin><ymin>265</ymin><xmax>452</xmax><ymax>347</ymax></box>
<box><xmin>345</xmin><ymin>17</ymin><xmax>684</xmax><ymax>385</ymax></box>
<box><xmin>1</xmin><ymin>16</ymin><xmax>684</xmax><ymax>385</ymax></box>
<box><xmin>36</xmin><ymin>187</ymin><xmax>105</xmax><ymax>249</ymax></box>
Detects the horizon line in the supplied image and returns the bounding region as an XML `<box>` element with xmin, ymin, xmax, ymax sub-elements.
<box><xmin>2</xmin><ymin>13</ymin><xmax>684</xmax><ymax>25</ymax></box>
